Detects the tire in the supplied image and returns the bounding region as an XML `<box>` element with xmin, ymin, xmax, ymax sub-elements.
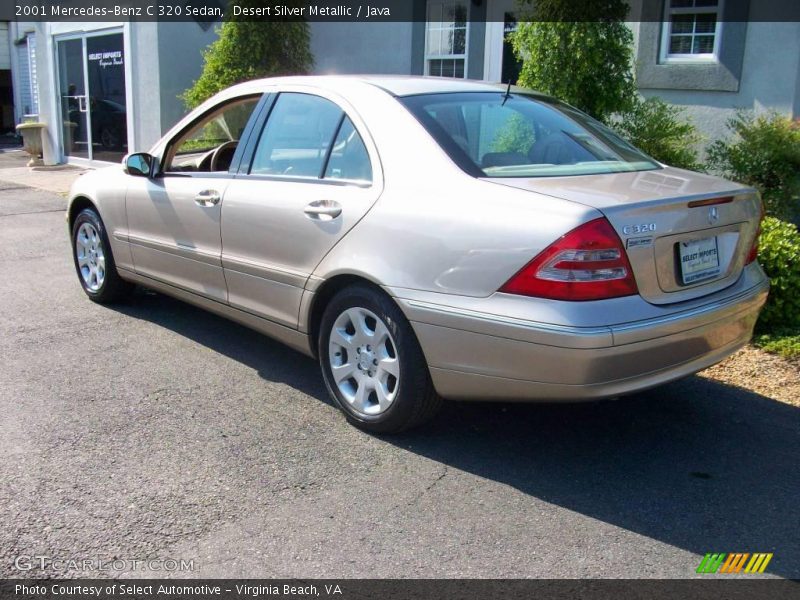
<box><xmin>319</xmin><ymin>284</ymin><xmax>443</xmax><ymax>433</ymax></box>
<box><xmin>71</xmin><ymin>207</ymin><xmax>133</xmax><ymax>304</ymax></box>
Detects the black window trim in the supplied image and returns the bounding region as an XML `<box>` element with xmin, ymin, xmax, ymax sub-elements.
<box><xmin>319</xmin><ymin>112</ymin><xmax>347</xmax><ymax>179</ymax></box>
<box><xmin>401</xmin><ymin>93</ymin><xmax>484</xmax><ymax>178</ymax></box>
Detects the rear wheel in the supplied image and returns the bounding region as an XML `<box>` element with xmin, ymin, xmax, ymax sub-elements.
<box><xmin>319</xmin><ymin>284</ymin><xmax>442</xmax><ymax>433</ymax></box>
<box><xmin>71</xmin><ymin>207</ymin><xmax>133</xmax><ymax>303</ymax></box>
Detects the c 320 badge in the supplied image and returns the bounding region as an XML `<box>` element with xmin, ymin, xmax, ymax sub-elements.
<box><xmin>623</xmin><ymin>223</ymin><xmax>657</xmax><ymax>235</ymax></box>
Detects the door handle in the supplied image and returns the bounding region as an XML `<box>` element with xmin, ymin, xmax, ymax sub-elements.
<box><xmin>304</xmin><ymin>200</ymin><xmax>342</xmax><ymax>221</ymax></box>
<box><xmin>195</xmin><ymin>189</ymin><xmax>221</xmax><ymax>207</ymax></box>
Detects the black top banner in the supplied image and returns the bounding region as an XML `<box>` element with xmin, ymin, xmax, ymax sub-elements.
<box><xmin>5</xmin><ymin>0</ymin><xmax>800</xmax><ymax>22</ymax></box>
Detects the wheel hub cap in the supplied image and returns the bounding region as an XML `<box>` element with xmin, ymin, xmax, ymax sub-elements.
<box><xmin>358</xmin><ymin>349</ymin><xmax>373</xmax><ymax>372</ymax></box>
<box><xmin>328</xmin><ymin>307</ymin><xmax>400</xmax><ymax>417</ymax></box>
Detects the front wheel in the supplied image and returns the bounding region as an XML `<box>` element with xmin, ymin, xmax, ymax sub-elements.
<box><xmin>319</xmin><ymin>284</ymin><xmax>443</xmax><ymax>433</ymax></box>
<box><xmin>71</xmin><ymin>207</ymin><xmax>133</xmax><ymax>303</ymax></box>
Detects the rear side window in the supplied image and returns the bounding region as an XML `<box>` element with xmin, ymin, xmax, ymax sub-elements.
<box><xmin>324</xmin><ymin>117</ymin><xmax>372</xmax><ymax>182</ymax></box>
<box><xmin>250</xmin><ymin>93</ymin><xmax>342</xmax><ymax>178</ymax></box>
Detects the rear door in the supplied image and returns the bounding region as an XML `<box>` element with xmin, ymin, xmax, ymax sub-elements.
<box><xmin>220</xmin><ymin>90</ymin><xmax>383</xmax><ymax>327</ymax></box>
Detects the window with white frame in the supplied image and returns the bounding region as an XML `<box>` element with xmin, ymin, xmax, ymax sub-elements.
<box><xmin>660</xmin><ymin>0</ymin><xmax>723</xmax><ymax>62</ymax></box>
<box><xmin>425</xmin><ymin>0</ymin><xmax>469</xmax><ymax>78</ymax></box>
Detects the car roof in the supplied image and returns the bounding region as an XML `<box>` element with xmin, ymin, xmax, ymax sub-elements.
<box><xmin>156</xmin><ymin>75</ymin><xmax>559</xmax><ymax>156</ymax></box>
<box><xmin>350</xmin><ymin>75</ymin><xmax>506</xmax><ymax>96</ymax></box>
<box><xmin>223</xmin><ymin>75</ymin><xmax>551</xmax><ymax>99</ymax></box>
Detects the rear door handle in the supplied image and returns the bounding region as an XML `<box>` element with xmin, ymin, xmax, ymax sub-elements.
<box><xmin>304</xmin><ymin>200</ymin><xmax>342</xmax><ymax>221</ymax></box>
<box><xmin>195</xmin><ymin>189</ymin><xmax>220</xmax><ymax>207</ymax></box>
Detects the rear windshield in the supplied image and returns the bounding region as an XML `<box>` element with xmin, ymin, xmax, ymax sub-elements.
<box><xmin>400</xmin><ymin>92</ymin><xmax>660</xmax><ymax>178</ymax></box>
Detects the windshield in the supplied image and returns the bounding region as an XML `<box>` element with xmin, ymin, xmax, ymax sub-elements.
<box><xmin>400</xmin><ymin>92</ymin><xmax>660</xmax><ymax>178</ymax></box>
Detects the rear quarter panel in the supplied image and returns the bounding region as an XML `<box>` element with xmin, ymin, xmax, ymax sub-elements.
<box><xmin>310</xmin><ymin>85</ymin><xmax>599</xmax><ymax>297</ymax></box>
<box><xmin>313</xmin><ymin>178</ymin><xmax>597</xmax><ymax>297</ymax></box>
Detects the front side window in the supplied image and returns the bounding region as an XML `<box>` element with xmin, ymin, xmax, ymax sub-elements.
<box><xmin>425</xmin><ymin>0</ymin><xmax>469</xmax><ymax>78</ymax></box>
<box><xmin>401</xmin><ymin>92</ymin><xmax>660</xmax><ymax>178</ymax></box>
<box><xmin>165</xmin><ymin>97</ymin><xmax>260</xmax><ymax>172</ymax></box>
<box><xmin>660</xmin><ymin>0</ymin><xmax>722</xmax><ymax>62</ymax></box>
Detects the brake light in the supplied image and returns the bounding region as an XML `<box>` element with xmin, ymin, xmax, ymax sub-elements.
<box><xmin>746</xmin><ymin>204</ymin><xmax>764</xmax><ymax>265</ymax></box>
<box><xmin>499</xmin><ymin>218</ymin><xmax>638</xmax><ymax>301</ymax></box>
<box><xmin>687</xmin><ymin>196</ymin><xmax>734</xmax><ymax>208</ymax></box>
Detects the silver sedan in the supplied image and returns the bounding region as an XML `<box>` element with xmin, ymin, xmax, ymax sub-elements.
<box><xmin>67</xmin><ymin>76</ymin><xmax>769</xmax><ymax>432</ymax></box>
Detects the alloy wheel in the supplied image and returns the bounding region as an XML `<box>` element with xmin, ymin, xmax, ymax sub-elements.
<box><xmin>328</xmin><ymin>307</ymin><xmax>400</xmax><ymax>416</ymax></box>
<box><xmin>75</xmin><ymin>222</ymin><xmax>106</xmax><ymax>292</ymax></box>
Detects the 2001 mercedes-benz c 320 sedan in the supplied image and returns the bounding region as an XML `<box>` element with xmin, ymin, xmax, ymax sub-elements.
<box><xmin>67</xmin><ymin>76</ymin><xmax>769</xmax><ymax>432</ymax></box>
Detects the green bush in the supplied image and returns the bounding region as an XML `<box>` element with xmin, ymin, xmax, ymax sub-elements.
<box><xmin>706</xmin><ymin>112</ymin><xmax>800</xmax><ymax>220</ymax></box>
<box><xmin>612</xmin><ymin>97</ymin><xmax>703</xmax><ymax>171</ymax></box>
<box><xmin>510</xmin><ymin>0</ymin><xmax>636</xmax><ymax>122</ymax></box>
<box><xmin>182</xmin><ymin>0</ymin><xmax>313</xmax><ymax>109</ymax></box>
<box><xmin>753</xmin><ymin>329</ymin><xmax>800</xmax><ymax>361</ymax></box>
<box><xmin>756</xmin><ymin>217</ymin><xmax>800</xmax><ymax>331</ymax></box>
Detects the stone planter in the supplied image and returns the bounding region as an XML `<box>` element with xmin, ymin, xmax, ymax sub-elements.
<box><xmin>16</xmin><ymin>119</ymin><xmax>47</xmax><ymax>167</ymax></box>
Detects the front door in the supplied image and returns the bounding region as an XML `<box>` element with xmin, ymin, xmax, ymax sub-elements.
<box><xmin>125</xmin><ymin>96</ymin><xmax>262</xmax><ymax>302</ymax></box>
<box><xmin>221</xmin><ymin>92</ymin><xmax>382</xmax><ymax>328</ymax></box>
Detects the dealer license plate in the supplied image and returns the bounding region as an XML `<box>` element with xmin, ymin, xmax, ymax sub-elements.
<box><xmin>680</xmin><ymin>236</ymin><xmax>721</xmax><ymax>284</ymax></box>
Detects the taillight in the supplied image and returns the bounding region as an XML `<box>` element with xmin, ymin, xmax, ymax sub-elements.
<box><xmin>746</xmin><ymin>202</ymin><xmax>764</xmax><ymax>265</ymax></box>
<box><xmin>499</xmin><ymin>218</ymin><xmax>638</xmax><ymax>301</ymax></box>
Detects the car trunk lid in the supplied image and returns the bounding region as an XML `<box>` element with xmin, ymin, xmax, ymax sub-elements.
<box><xmin>487</xmin><ymin>167</ymin><xmax>762</xmax><ymax>305</ymax></box>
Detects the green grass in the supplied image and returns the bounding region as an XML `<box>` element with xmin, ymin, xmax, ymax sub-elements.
<box><xmin>753</xmin><ymin>326</ymin><xmax>800</xmax><ymax>360</ymax></box>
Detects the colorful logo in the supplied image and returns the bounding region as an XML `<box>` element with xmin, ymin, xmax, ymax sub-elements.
<box><xmin>696</xmin><ymin>553</ymin><xmax>773</xmax><ymax>574</ymax></box>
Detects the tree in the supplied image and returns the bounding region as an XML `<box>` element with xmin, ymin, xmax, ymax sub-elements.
<box><xmin>509</xmin><ymin>0</ymin><xmax>637</xmax><ymax>122</ymax></box>
<box><xmin>182</xmin><ymin>0</ymin><xmax>313</xmax><ymax>109</ymax></box>
<box><xmin>612</xmin><ymin>97</ymin><xmax>703</xmax><ymax>171</ymax></box>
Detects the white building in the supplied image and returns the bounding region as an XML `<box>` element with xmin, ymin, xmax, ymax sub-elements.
<box><xmin>12</xmin><ymin>20</ymin><xmax>216</xmax><ymax>166</ymax></box>
<box><xmin>12</xmin><ymin>0</ymin><xmax>800</xmax><ymax>167</ymax></box>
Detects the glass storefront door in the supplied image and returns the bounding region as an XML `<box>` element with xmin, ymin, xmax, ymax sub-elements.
<box><xmin>56</xmin><ymin>32</ymin><xmax>128</xmax><ymax>163</ymax></box>
<box><xmin>57</xmin><ymin>38</ymin><xmax>90</xmax><ymax>160</ymax></box>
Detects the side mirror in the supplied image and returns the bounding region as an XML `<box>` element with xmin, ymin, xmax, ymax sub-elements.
<box><xmin>123</xmin><ymin>152</ymin><xmax>153</xmax><ymax>177</ymax></box>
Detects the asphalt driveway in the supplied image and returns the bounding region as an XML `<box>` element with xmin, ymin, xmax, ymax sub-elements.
<box><xmin>1</xmin><ymin>182</ymin><xmax>798</xmax><ymax>579</ymax></box>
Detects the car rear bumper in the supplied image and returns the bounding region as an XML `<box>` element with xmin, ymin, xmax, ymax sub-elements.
<box><xmin>396</xmin><ymin>265</ymin><xmax>769</xmax><ymax>401</ymax></box>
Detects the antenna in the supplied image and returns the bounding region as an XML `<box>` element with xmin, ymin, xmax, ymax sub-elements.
<box><xmin>501</xmin><ymin>79</ymin><xmax>512</xmax><ymax>106</ymax></box>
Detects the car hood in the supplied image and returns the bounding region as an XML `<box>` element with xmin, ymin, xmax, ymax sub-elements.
<box><xmin>484</xmin><ymin>166</ymin><xmax>750</xmax><ymax>209</ymax></box>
